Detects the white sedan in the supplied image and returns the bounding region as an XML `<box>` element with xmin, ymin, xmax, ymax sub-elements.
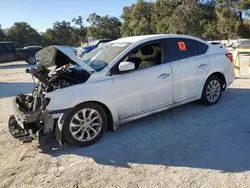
<box><xmin>10</xmin><ymin>34</ymin><xmax>235</xmax><ymax>147</ymax></box>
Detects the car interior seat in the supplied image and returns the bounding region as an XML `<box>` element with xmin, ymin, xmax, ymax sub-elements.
<box><xmin>138</xmin><ymin>45</ymin><xmax>161</xmax><ymax>69</ymax></box>
<box><xmin>124</xmin><ymin>44</ymin><xmax>161</xmax><ymax>70</ymax></box>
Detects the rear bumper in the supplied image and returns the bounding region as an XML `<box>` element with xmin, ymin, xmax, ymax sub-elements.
<box><xmin>224</xmin><ymin>68</ymin><xmax>235</xmax><ymax>89</ymax></box>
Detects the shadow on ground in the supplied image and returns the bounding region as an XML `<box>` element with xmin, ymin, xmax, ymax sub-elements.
<box><xmin>0</xmin><ymin>82</ymin><xmax>34</xmax><ymax>98</ymax></box>
<box><xmin>49</xmin><ymin>88</ymin><xmax>250</xmax><ymax>173</ymax></box>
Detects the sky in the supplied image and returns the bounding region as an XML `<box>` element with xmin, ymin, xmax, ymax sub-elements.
<box><xmin>0</xmin><ymin>0</ymin><xmax>140</xmax><ymax>32</ymax></box>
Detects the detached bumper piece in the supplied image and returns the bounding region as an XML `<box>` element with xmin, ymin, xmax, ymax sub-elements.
<box><xmin>8</xmin><ymin>115</ymin><xmax>34</xmax><ymax>143</ymax></box>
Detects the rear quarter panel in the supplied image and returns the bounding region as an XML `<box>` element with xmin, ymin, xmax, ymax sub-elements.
<box><xmin>203</xmin><ymin>46</ymin><xmax>235</xmax><ymax>90</ymax></box>
<box><xmin>196</xmin><ymin>46</ymin><xmax>234</xmax><ymax>97</ymax></box>
<box><xmin>206</xmin><ymin>46</ymin><xmax>232</xmax><ymax>76</ymax></box>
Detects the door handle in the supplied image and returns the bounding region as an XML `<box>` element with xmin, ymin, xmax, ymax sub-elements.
<box><xmin>158</xmin><ymin>73</ymin><xmax>170</xmax><ymax>79</ymax></box>
<box><xmin>198</xmin><ymin>64</ymin><xmax>207</xmax><ymax>69</ymax></box>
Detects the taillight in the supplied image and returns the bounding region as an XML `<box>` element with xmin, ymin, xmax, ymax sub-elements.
<box><xmin>226</xmin><ymin>53</ymin><xmax>234</xmax><ymax>64</ymax></box>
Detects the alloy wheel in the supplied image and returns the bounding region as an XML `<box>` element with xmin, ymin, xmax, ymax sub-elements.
<box><xmin>206</xmin><ymin>80</ymin><xmax>221</xmax><ymax>103</ymax></box>
<box><xmin>69</xmin><ymin>108</ymin><xmax>102</xmax><ymax>142</ymax></box>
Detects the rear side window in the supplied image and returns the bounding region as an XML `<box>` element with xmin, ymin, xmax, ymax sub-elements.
<box><xmin>165</xmin><ymin>38</ymin><xmax>201</xmax><ymax>62</ymax></box>
<box><xmin>196</xmin><ymin>41</ymin><xmax>208</xmax><ymax>54</ymax></box>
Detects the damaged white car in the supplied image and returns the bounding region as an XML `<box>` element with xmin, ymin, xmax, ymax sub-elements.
<box><xmin>8</xmin><ymin>34</ymin><xmax>235</xmax><ymax>147</ymax></box>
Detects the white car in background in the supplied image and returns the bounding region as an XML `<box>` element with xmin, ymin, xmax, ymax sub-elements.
<box><xmin>10</xmin><ymin>34</ymin><xmax>235</xmax><ymax>148</ymax></box>
<box><xmin>209</xmin><ymin>42</ymin><xmax>225</xmax><ymax>48</ymax></box>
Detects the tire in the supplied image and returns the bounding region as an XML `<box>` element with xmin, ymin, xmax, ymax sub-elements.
<box><xmin>26</xmin><ymin>56</ymin><xmax>36</xmax><ymax>65</ymax></box>
<box><xmin>200</xmin><ymin>75</ymin><xmax>222</xmax><ymax>106</ymax></box>
<box><xmin>62</xmin><ymin>102</ymin><xmax>108</xmax><ymax>147</ymax></box>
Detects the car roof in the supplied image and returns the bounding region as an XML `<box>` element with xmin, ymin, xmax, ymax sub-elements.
<box><xmin>113</xmin><ymin>34</ymin><xmax>209</xmax><ymax>44</ymax></box>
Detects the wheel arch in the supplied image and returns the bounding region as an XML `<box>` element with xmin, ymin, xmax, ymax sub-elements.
<box><xmin>64</xmin><ymin>100</ymin><xmax>115</xmax><ymax>131</ymax></box>
<box><xmin>207</xmin><ymin>72</ymin><xmax>226</xmax><ymax>91</ymax></box>
<box><xmin>87</xmin><ymin>100</ymin><xmax>114</xmax><ymax>131</ymax></box>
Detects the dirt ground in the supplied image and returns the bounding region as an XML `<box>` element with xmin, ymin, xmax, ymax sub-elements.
<box><xmin>0</xmin><ymin>61</ymin><xmax>250</xmax><ymax>188</ymax></box>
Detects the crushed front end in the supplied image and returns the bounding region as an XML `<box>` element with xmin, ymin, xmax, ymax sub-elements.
<box><xmin>9</xmin><ymin>81</ymin><xmax>61</xmax><ymax>146</ymax></box>
<box><xmin>8</xmin><ymin>46</ymin><xmax>92</xmax><ymax>149</ymax></box>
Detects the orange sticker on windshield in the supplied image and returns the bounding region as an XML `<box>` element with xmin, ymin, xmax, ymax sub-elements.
<box><xmin>178</xmin><ymin>42</ymin><xmax>186</xmax><ymax>51</ymax></box>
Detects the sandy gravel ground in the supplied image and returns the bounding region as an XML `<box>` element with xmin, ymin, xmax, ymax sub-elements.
<box><xmin>0</xmin><ymin>61</ymin><xmax>250</xmax><ymax>188</ymax></box>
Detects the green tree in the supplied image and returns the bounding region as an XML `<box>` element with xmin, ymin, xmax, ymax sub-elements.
<box><xmin>72</xmin><ymin>16</ymin><xmax>87</xmax><ymax>43</ymax></box>
<box><xmin>5</xmin><ymin>22</ymin><xmax>42</xmax><ymax>47</ymax></box>
<box><xmin>121</xmin><ymin>6</ymin><xmax>134</xmax><ymax>36</ymax></box>
<box><xmin>202</xmin><ymin>21</ymin><xmax>219</xmax><ymax>40</ymax></box>
<box><xmin>121</xmin><ymin>0</ymin><xmax>155</xmax><ymax>36</ymax></box>
<box><xmin>43</xmin><ymin>21</ymin><xmax>76</xmax><ymax>45</ymax></box>
<box><xmin>168</xmin><ymin>4</ymin><xmax>204</xmax><ymax>37</ymax></box>
<box><xmin>42</xmin><ymin>19</ymin><xmax>87</xmax><ymax>46</ymax></box>
<box><xmin>200</xmin><ymin>0</ymin><xmax>220</xmax><ymax>40</ymax></box>
<box><xmin>236</xmin><ymin>20</ymin><xmax>250</xmax><ymax>38</ymax></box>
<box><xmin>152</xmin><ymin>0</ymin><xmax>179</xmax><ymax>34</ymax></box>
<box><xmin>0</xmin><ymin>24</ymin><xmax>6</xmax><ymax>41</ymax></box>
<box><xmin>167</xmin><ymin>1</ymin><xmax>217</xmax><ymax>38</ymax></box>
<box><xmin>121</xmin><ymin>0</ymin><xmax>222</xmax><ymax>39</ymax></box>
<box><xmin>238</xmin><ymin>0</ymin><xmax>250</xmax><ymax>10</ymax></box>
<box><xmin>87</xmin><ymin>13</ymin><xmax>121</xmax><ymax>39</ymax></box>
<box><xmin>216</xmin><ymin>6</ymin><xmax>241</xmax><ymax>39</ymax></box>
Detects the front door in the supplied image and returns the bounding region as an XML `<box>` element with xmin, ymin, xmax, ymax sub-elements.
<box><xmin>111</xmin><ymin>41</ymin><xmax>173</xmax><ymax>120</ymax></box>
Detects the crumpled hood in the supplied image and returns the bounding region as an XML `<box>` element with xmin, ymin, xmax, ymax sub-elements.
<box><xmin>35</xmin><ymin>45</ymin><xmax>95</xmax><ymax>72</ymax></box>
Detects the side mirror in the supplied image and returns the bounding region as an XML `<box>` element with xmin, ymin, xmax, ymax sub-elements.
<box><xmin>118</xmin><ymin>61</ymin><xmax>135</xmax><ymax>72</ymax></box>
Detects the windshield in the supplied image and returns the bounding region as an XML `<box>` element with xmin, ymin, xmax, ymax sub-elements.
<box><xmin>89</xmin><ymin>40</ymin><xmax>100</xmax><ymax>46</ymax></box>
<box><xmin>81</xmin><ymin>43</ymin><xmax>131</xmax><ymax>71</ymax></box>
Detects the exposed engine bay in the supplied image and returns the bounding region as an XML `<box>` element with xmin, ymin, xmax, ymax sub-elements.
<box><xmin>27</xmin><ymin>63</ymin><xmax>90</xmax><ymax>92</ymax></box>
<box><xmin>8</xmin><ymin>46</ymin><xmax>93</xmax><ymax>149</ymax></box>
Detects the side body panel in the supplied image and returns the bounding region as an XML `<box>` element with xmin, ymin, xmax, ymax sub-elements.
<box><xmin>111</xmin><ymin>63</ymin><xmax>173</xmax><ymax>120</ymax></box>
<box><xmin>171</xmin><ymin>56</ymin><xmax>210</xmax><ymax>102</ymax></box>
<box><xmin>207</xmin><ymin>51</ymin><xmax>235</xmax><ymax>88</ymax></box>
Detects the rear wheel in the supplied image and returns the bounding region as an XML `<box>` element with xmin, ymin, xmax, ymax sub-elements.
<box><xmin>26</xmin><ymin>56</ymin><xmax>36</xmax><ymax>65</ymax></box>
<box><xmin>201</xmin><ymin>75</ymin><xmax>222</xmax><ymax>105</ymax></box>
<box><xmin>62</xmin><ymin>102</ymin><xmax>108</xmax><ymax>147</ymax></box>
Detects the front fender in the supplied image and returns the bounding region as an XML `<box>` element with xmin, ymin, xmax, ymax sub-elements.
<box><xmin>45</xmin><ymin>77</ymin><xmax>119</xmax><ymax>126</ymax></box>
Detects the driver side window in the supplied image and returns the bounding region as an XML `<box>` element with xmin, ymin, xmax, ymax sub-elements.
<box><xmin>121</xmin><ymin>42</ymin><xmax>162</xmax><ymax>71</ymax></box>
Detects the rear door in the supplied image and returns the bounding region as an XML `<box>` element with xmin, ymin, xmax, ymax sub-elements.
<box><xmin>0</xmin><ymin>44</ymin><xmax>7</xmax><ymax>63</ymax></box>
<box><xmin>4</xmin><ymin>43</ymin><xmax>16</xmax><ymax>62</ymax></box>
<box><xmin>165</xmin><ymin>38</ymin><xmax>209</xmax><ymax>102</ymax></box>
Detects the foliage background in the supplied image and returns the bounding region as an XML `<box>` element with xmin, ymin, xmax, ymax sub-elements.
<box><xmin>1</xmin><ymin>0</ymin><xmax>250</xmax><ymax>47</ymax></box>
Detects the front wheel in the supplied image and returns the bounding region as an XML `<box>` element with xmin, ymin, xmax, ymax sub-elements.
<box><xmin>200</xmin><ymin>75</ymin><xmax>222</xmax><ymax>105</ymax></box>
<box><xmin>62</xmin><ymin>102</ymin><xmax>108</xmax><ymax>147</ymax></box>
<box><xmin>26</xmin><ymin>56</ymin><xmax>36</xmax><ymax>65</ymax></box>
